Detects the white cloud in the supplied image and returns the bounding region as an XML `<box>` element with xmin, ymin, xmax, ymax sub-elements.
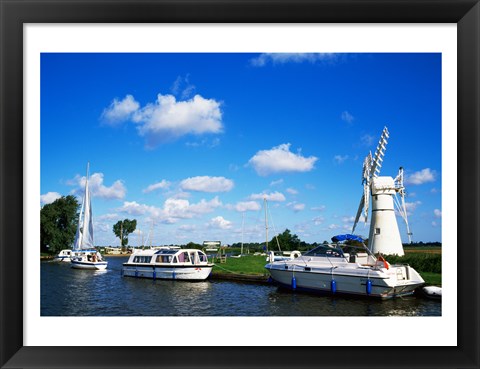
<box><xmin>249</xmin><ymin>191</ymin><xmax>286</xmax><ymax>202</ymax></box>
<box><xmin>270</xmin><ymin>179</ymin><xmax>284</xmax><ymax>186</ymax></box>
<box><xmin>180</xmin><ymin>176</ymin><xmax>234</xmax><ymax>193</ymax></box>
<box><xmin>232</xmin><ymin>201</ymin><xmax>261</xmax><ymax>212</ymax></box>
<box><xmin>178</xmin><ymin>224</ymin><xmax>197</xmax><ymax>231</ymax></box>
<box><xmin>168</xmin><ymin>191</ymin><xmax>191</xmax><ymax>200</ymax></box>
<box><xmin>250</xmin><ymin>53</ymin><xmax>339</xmax><ymax>67</ymax></box>
<box><xmin>311</xmin><ymin>205</ymin><xmax>326</xmax><ymax>211</ymax></box>
<box><xmin>434</xmin><ymin>209</ymin><xmax>442</xmax><ymax>218</ymax></box>
<box><xmin>143</xmin><ymin>180</ymin><xmax>171</xmax><ymax>193</ymax></box>
<box><xmin>102</xmin><ymin>92</ymin><xmax>223</xmax><ymax>148</ymax></box>
<box><xmin>248</xmin><ymin>143</ymin><xmax>317</xmax><ymax>176</ymax></box>
<box><xmin>171</xmin><ymin>75</ymin><xmax>196</xmax><ymax>100</ymax></box>
<box><xmin>162</xmin><ymin>197</ymin><xmax>222</xmax><ymax>220</ymax></box>
<box><xmin>101</xmin><ymin>95</ymin><xmax>140</xmax><ymax>124</ymax></box>
<box><xmin>327</xmin><ymin>224</ymin><xmax>340</xmax><ymax>230</ymax></box>
<box><xmin>117</xmin><ymin>201</ymin><xmax>160</xmax><ymax>216</ymax></box>
<box><xmin>405</xmin><ymin>168</ymin><xmax>437</xmax><ymax>185</ymax></box>
<box><xmin>341</xmin><ymin>111</ymin><xmax>354</xmax><ymax>124</ymax></box>
<box><xmin>287</xmin><ymin>201</ymin><xmax>305</xmax><ymax>212</ymax></box>
<box><xmin>286</xmin><ymin>188</ymin><xmax>298</xmax><ymax>195</ymax></box>
<box><xmin>132</xmin><ymin>94</ymin><xmax>223</xmax><ymax>148</ymax></box>
<box><xmin>70</xmin><ymin>172</ymin><xmax>126</xmax><ymax>200</ymax></box>
<box><xmin>208</xmin><ymin>216</ymin><xmax>233</xmax><ymax>230</ymax></box>
<box><xmin>97</xmin><ymin>213</ymin><xmax>119</xmax><ymax>221</ymax></box>
<box><xmin>404</xmin><ymin>201</ymin><xmax>422</xmax><ymax>215</ymax></box>
<box><xmin>361</xmin><ymin>134</ymin><xmax>375</xmax><ymax>147</ymax></box>
<box><xmin>313</xmin><ymin>216</ymin><xmax>325</xmax><ymax>225</ymax></box>
<box><xmin>342</xmin><ymin>216</ymin><xmax>356</xmax><ymax>223</ymax></box>
<box><xmin>333</xmin><ymin>155</ymin><xmax>348</xmax><ymax>164</ymax></box>
<box><xmin>117</xmin><ymin>196</ymin><xmax>222</xmax><ymax>224</ymax></box>
<box><xmin>40</xmin><ymin>192</ymin><xmax>62</xmax><ymax>205</ymax></box>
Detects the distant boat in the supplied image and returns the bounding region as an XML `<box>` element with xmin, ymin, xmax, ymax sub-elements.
<box><xmin>266</xmin><ymin>250</ymin><xmax>301</xmax><ymax>263</ymax></box>
<box><xmin>53</xmin><ymin>249</ymin><xmax>72</xmax><ymax>262</ymax></box>
<box><xmin>122</xmin><ymin>247</ymin><xmax>213</xmax><ymax>280</ymax></box>
<box><xmin>70</xmin><ymin>163</ymin><xmax>108</xmax><ymax>271</ymax></box>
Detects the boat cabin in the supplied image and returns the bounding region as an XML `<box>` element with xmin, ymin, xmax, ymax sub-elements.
<box><xmin>126</xmin><ymin>248</ymin><xmax>210</xmax><ymax>265</ymax></box>
<box><xmin>303</xmin><ymin>243</ymin><xmax>377</xmax><ymax>265</ymax></box>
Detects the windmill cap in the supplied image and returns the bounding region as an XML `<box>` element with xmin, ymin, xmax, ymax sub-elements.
<box><xmin>371</xmin><ymin>176</ymin><xmax>396</xmax><ymax>194</ymax></box>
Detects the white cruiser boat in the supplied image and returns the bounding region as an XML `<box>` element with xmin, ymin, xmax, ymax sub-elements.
<box><xmin>266</xmin><ymin>234</ymin><xmax>424</xmax><ymax>299</ymax></box>
<box><xmin>53</xmin><ymin>249</ymin><xmax>72</xmax><ymax>262</ymax></box>
<box><xmin>70</xmin><ymin>163</ymin><xmax>108</xmax><ymax>271</ymax></box>
<box><xmin>122</xmin><ymin>248</ymin><xmax>213</xmax><ymax>281</ymax></box>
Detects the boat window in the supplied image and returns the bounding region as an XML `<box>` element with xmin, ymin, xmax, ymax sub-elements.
<box><xmin>375</xmin><ymin>228</ymin><xmax>381</xmax><ymax>235</ymax></box>
<box><xmin>304</xmin><ymin>245</ymin><xmax>343</xmax><ymax>258</ymax></box>
<box><xmin>156</xmin><ymin>255</ymin><xmax>172</xmax><ymax>263</ymax></box>
<box><xmin>198</xmin><ymin>253</ymin><xmax>207</xmax><ymax>262</ymax></box>
<box><xmin>172</xmin><ymin>256</ymin><xmax>178</xmax><ymax>263</ymax></box>
<box><xmin>134</xmin><ymin>256</ymin><xmax>152</xmax><ymax>263</ymax></box>
<box><xmin>177</xmin><ymin>252</ymin><xmax>190</xmax><ymax>263</ymax></box>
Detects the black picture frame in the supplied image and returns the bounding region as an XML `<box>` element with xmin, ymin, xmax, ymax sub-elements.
<box><xmin>1</xmin><ymin>1</ymin><xmax>479</xmax><ymax>368</ymax></box>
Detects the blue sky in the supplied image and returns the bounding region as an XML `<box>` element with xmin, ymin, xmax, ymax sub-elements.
<box><xmin>40</xmin><ymin>53</ymin><xmax>442</xmax><ymax>247</ymax></box>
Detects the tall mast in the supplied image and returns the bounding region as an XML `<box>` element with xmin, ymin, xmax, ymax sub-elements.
<box><xmin>80</xmin><ymin>162</ymin><xmax>90</xmax><ymax>248</ymax></box>
<box><xmin>241</xmin><ymin>212</ymin><xmax>245</xmax><ymax>255</ymax></box>
<box><xmin>264</xmin><ymin>198</ymin><xmax>269</xmax><ymax>253</ymax></box>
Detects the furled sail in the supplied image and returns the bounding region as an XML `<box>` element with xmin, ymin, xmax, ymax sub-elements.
<box><xmin>73</xmin><ymin>163</ymin><xmax>94</xmax><ymax>250</ymax></box>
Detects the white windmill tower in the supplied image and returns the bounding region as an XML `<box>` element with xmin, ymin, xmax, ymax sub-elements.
<box><xmin>351</xmin><ymin>127</ymin><xmax>412</xmax><ymax>256</ymax></box>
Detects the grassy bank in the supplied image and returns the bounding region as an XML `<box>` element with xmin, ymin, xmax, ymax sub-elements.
<box><xmin>212</xmin><ymin>255</ymin><xmax>268</xmax><ymax>276</ymax></box>
<box><xmin>419</xmin><ymin>272</ymin><xmax>442</xmax><ymax>286</ymax></box>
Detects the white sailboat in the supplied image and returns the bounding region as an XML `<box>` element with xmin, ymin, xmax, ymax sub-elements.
<box><xmin>71</xmin><ymin>163</ymin><xmax>108</xmax><ymax>270</ymax></box>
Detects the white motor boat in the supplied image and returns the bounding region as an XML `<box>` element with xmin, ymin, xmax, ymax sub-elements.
<box><xmin>53</xmin><ymin>249</ymin><xmax>72</xmax><ymax>262</ymax></box>
<box><xmin>122</xmin><ymin>248</ymin><xmax>213</xmax><ymax>281</ymax></box>
<box><xmin>422</xmin><ymin>286</ymin><xmax>442</xmax><ymax>300</ymax></box>
<box><xmin>265</xmin><ymin>234</ymin><xmax>424</xmax><ymax>299</ymax></box>
<box><xmin>70</xmin><ymin>163</ymin><xmax>108</xmax><ymax>271</ymax></box>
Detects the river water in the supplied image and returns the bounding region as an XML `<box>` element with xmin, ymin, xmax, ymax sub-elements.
<box><xmin>41</xmin><ymin>256</ymin><xmax>441</xmax><ymax>317</ymax></box>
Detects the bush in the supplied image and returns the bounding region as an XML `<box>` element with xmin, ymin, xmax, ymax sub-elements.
<box><xmin>385</xmin><ymin>253</ymin><xmax>441</xmax><ymax>273</ymax></box>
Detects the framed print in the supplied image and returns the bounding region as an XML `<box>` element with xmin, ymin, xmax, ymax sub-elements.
<box><xmin>1</xmin><ymin>0</ymin><xmax>479</xmax><ymax>368</ymax></box>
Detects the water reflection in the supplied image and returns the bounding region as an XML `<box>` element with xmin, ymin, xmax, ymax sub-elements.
<box><xmin>41</xmin><ymin>257</ymin><xmax>441</xmax><ymax>317</ymax></box>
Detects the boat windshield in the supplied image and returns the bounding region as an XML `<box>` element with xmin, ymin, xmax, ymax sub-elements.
<box><xmin>339</xmin><ymin>244</ymin><xmax>369</xmax><ymax>255</ymax></box>
<box><xmin>303</xmin><ymin>245</ymin><xmax>344</xmax><ymax>258</ymax></box>
<box><xmin>155</xmin><ymin>250</ymin><xmax>178</xmax><ymax>255</ymax></box>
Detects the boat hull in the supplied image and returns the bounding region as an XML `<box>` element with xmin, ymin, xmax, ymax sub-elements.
<box><xmin>266</xmin><ymin>264</ymin><xmax>423</xmax><ymax>299</ymax></box>
<box><xmin>71</xmin><ymin>260</ymin><xmax>108</xmax><ymax>270</ymax></box>
<box><xmin>123</xmin><ymin>263</ymin><xmax>213</xmax><ymax>281</ymax></box>
<box><xmin>53</xmin><ymin>256</ymin><xmax>71</xmax><ymax>263</ymax></box>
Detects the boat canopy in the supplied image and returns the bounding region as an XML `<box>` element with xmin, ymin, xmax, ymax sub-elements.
<box><xmin>331</xmin><ymin>234</ymin><xmax>364</xmax><ymax>243</ymax></box>
<box><xmin>155</xmin><ymin>249</ymin><xmax>178</xmax><ymax>255</ymax></box>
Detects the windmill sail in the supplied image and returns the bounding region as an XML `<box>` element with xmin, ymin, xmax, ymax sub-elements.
<box><xmin>73</xmin><ymin>163</ymin><xmax>94</xmax><ymax>250</ymax></box>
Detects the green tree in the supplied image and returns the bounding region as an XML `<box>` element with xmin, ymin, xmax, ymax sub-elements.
<box><xmin>271</xmin><ymin>229</ymin><xmax>301</xmax><ymax>251</ymax></box>
<box><xmin>40</xmin><ymin>195</ymin><xmax>79</xmax><ymax>254</ymax></box>
<box><xmin>113</xmin><ymin>219</ymin><xmax>137</xmax><ymax>251</ymax></box>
